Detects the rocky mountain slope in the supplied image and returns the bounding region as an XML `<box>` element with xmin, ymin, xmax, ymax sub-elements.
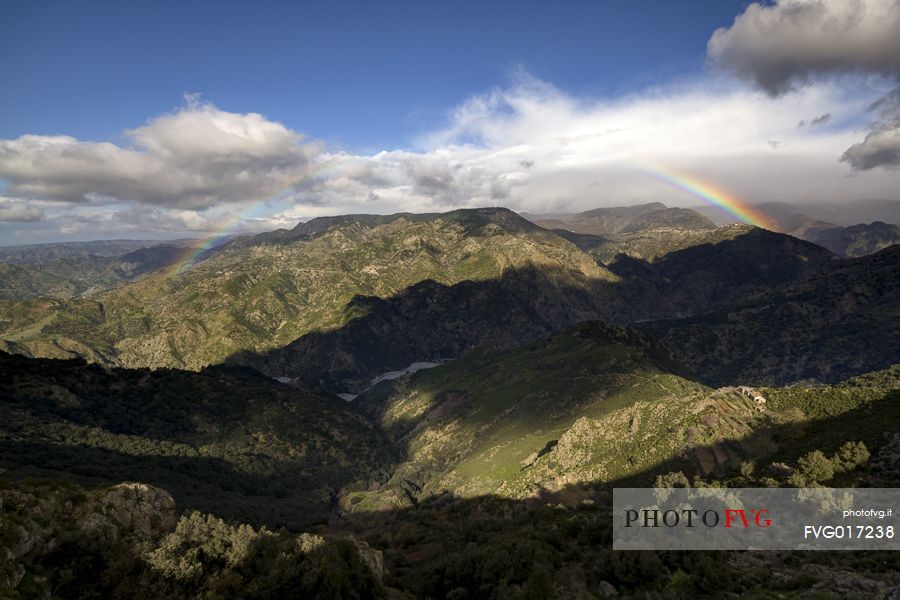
<box><xmin>253</xmin><ymin>224</ymin><xmax>843</xmax><ymax>393</ymax></box>
<box><xmin>0</xmin><ymin>244</ymin><xmax>186</xmax><ymax>300</ymax></box>
<box><xmin>336</xmin><ymin>359</ymin><xmax>899</xmax><ymax>599</ymax></box>
<box><xmin>4</xmin><ymin>330</ymin><xmax>896</xmax><ymax>598</ymax></box>
<box><xmin>1</xmin><ymin>202</ymin><xmax>898</xmax><ymax>598</ymax></box>
<box><xmin>0</xmin><ymin>208</ymin><xmax>618</xmax><ymax>373</ymax></box>
<box><xmin>531</xmin><ymin>203</ymin><xmax>716</xmax><ymax>237</ymax></box>
<box><xmin>759</xmin><ymin>202</ymin><xmax>900</xmax><ymax>258</ymax></box>
<box><xmin>695</xmin><ymin>200</ymin><xmax>900</xmax><ymax>258</ymax></box>
<box><xmin>346</xmin><ymin>320</ymin><xmax>899</xmax><ymax>510</ymax></box>
<box><xmin>238</xmin><ymin>264</ymin><xmax>632</xmax><ymax>393</ymax></box>
<box><xmin>7</xmin><ymin>206</ymin><xmax>894</xmax><ymax>397</ymax></box>
<box><xmin>530</xmin><ymin>204</ymin><xmax>812</xmax><ymax>266</ymax></box>
<box><xmin>348</xmin><ymin>322</ymin><xmax>706</xmax><ymax>508</ymax></box>
<box><xmin>805</xmin><ymin>221</ymin><xmax>900</xmax><ymax>258</ymax></box>
<box><xmin>541</xmin><ymin>201</ymin><xmax>900</xmax><ymax>260</ymax></box>
<box><xmin>0</xmin><ymin>239</ymin><xmax>188</xmax><ymax>264</ymax></box>
<box><xmin>644</xmin><ymin>245</ymin><xmax>900</xmax><ymax>385</ymax></box>
<box><xmin>610</xmin><ymin>225</ymin><xmax>837</xmax><ymax>317</ymax></box>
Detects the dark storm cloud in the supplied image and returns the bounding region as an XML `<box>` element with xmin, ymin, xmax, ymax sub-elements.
<box><xmin>708</xmin><ymin>0</ymin><xmax>900</xmax><ymax>95</ymax></box>
<box><xmin>709</xmin><ymin>0</ymin><xmax>900</xmax><ymax>170</ymax></box>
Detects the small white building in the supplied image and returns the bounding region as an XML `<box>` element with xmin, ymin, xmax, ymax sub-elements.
<box><xmin>738</xmin><ymin>386</ymin><xmax>767</xmax><ymax>410</ymax></box>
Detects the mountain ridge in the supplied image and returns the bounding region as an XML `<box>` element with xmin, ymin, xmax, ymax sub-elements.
<box><xmin>0</xmin><ymin>206</ymin><xmax>896</xmax><ymax>396</ymax></box>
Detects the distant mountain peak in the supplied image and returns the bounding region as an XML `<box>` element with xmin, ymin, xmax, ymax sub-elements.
<box><xmin>240</xmin><ymin>207</ymin><xmax>543</xmax><ymax>247</ymax></box>
<box><xmin>580</xmin><ymin>201</ymin><xmax>668</xmax><ymax>218</ymax></box>
<box><xmin>528</xmin><ymin>203</ymin><xmax>715</xmax><ymax>237</ymax></box>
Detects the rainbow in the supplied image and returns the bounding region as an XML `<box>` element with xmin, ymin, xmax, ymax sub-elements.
<box><xmin>162</xmin><ymin>159</ymin><xmax>780</xmax><ymax>278</ymax></box>
<box><xmin>161</xmin><ymin>157</ymin><xmax>362</xmax><ymax>278</ymax></box>
<box><xmin>161</xmin><ymin>201</ymin><xmax>274</xmax><ymax>278</ymax></box>
<box><xmin>641</xmin><ymin>164</ymin><xmax>779</xmax><ymax>231</ymax></box>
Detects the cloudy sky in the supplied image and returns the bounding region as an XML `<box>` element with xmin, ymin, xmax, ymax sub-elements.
<box><xmin>2</xmin><ymin>0</ymin><xmax>900</xmax><ymax>244</ymax></box>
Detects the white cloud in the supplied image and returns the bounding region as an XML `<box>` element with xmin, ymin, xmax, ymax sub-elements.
<box><xmin>0</xmin><ymin>197</ymin><xmax>44</xmax><ymax>222</ymax></box>
<box><xmin>294</xmin><ymin>73</ymin><xmax>900</xmax><ymax>215</ymax></box>
<box><xmin>57</xmin><ymin>206</ymin><xmax>224</xmax><ymax>235</ymax></box>
<box><xmin>3</xmin><ymin>71</ymin><xmax>900</xmax><ymax>242</ymax></box>
<box><xmin>707</xmin><ymin>0</ymin><xmax>900</xmax><ymax>170</ymax></box>
<box><xmin>0</xmin><ymin>98</ymin><xmax>318</xmax><ymax>209</ymax></box>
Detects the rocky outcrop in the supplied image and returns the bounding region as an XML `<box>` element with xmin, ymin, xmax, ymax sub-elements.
<box><xmin>348</xmin><ymin>536</ymin><xmax>385</xmax><ymax>580</ymax></box>
<box><xmin>81</xmin><ymin>482</ymin><xmax>177</xmax><ymax>544</ymax></box>
<box><xmin>0</xmin><ymin>481</ymin><xmax>172</xmax><ymax>595</ymax></box>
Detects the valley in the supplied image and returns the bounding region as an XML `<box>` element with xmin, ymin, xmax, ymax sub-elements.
<box><xmin>5</xmin><ymin>2</ymin><xmax>900</xmax><ymax>596</ymax></box>
<box><xmin>1</xmin><ymin>204</ymin><xmax>898</xmax><ymax>598</ymax></box>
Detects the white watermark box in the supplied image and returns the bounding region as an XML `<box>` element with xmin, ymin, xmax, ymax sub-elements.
<box><xmin>613</xmin><ymin>487</ymin><xmax>898</xmax><ymax>550</ymax></box>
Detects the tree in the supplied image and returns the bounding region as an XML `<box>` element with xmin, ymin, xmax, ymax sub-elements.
<box><xmin>524</xmin><ymin>565</ymin><xmax>554</xmax><ymax>600</ymax></box>
<box><xmin>654</xmin><ymin>471</ymin><xmax>690</xmax><ymax>488</ymax></box>
<box><xmin>832</xmin><ymin>441</ymin><xmax>869</xmax><ymax>474</ymax></box>
<box><xmin>797</xmin><ymin>450</ymin><xmax>834</xmax><ymax>483</ymax></box>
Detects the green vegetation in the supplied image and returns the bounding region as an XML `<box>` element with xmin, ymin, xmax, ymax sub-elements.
<box><xmin>646</xmin><ymin>244</ymin><xmax>900</xmax><ymax>385</ymax></box>
<box><xmin>0</xmin><ymin>207</ymin><xmax>898</xmax><ymax>598</ymax></box>
<box><xmin>0</xmin><ymin>209</ymin><xmax>614</xmax><ymax>376</ymax></box>
<box><xmin>244</xmin><ymin>222</ymin><xmax>861</xmax><ymax>392</ymax></box>
<box><xmin>348</xmin><ymin>322</ymin><xmax>706</xmax><ymax>506</ymax></box>
<box><xmin>3</xmin><ymin>207</ymin><xmax>894</xmax><ymax>391</ymax></box>
<box><xmin>348</xmin><ymin>321</ymin><xmax>900</xmax><ymax>512</ymax></box>
<box><xmin>0</xmin><ymin>351</ymin><xmax>393</xmax><ymax>529</ymax></box>
<box><xmin>0</xmin><ymin>244</ymin><xmax>185</xmax><ymax>300</ymax></box>
<box><xmin>0</xmin><ymin>480</ymin><xmax>385</xmax><ymax>599</ymax></box>
<box><xmin>1</xmin><ymin>338</ymin><xmax>898</xmax><ymax>598</ymax></box>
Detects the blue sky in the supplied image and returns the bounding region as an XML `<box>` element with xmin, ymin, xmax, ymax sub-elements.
<box><xmin>2</xmin><ymin>0</ymin><xmax>747</xmax><ymax>150</ymax></box>
<box><xmin>1</xmin><ymin>0</ymin><xmax>899</xmax><ymax>244</ymax></box>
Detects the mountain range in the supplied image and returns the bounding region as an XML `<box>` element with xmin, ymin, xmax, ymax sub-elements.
<box><xmin>1</xmin><ymin>203</ymin><xmax>898</xmax><ymax>598</ymax></box>
<box><xmin>530</xmin><ymin>200</ymin><xmax>900</xmax><ymax>259</ymax></box>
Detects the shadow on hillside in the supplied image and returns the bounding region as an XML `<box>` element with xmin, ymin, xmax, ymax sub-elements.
<box><xmin>228</xmin><ymin>264</ymin><xmax>661</xmax><ymax>393</ymax></box>
<box><xmin>351</xmin><ymin>384</ymin><xmax>900</xmax><ymax>511</ymax></box>
<box><xmin>0</xmin><ymin>439</ymin><xmax>342</xmax><ymax>529</ymax></box>
<box><xmin>604</xmin><ymin>226</ymin><xmax>837</xmax><ymax>309</ymax></box>
<box><xmin>323</xmin><ymin>389</ymin><xmax>900</xmax><ymax>597</ymax></box>
<box><xmin>0</xmin><ymin>351</ymin><xmax>395</xmax><ymax>530</ymax></box>
<box><xmin>0</xmin><ymin>351</ymin><xmax>387</xmax><ymax>448</ymax></box>
<box><xmin>226</xmin><ymin>228</ymin><xmax>859</xmax><ymax>393</ymax></box>
<box><xmin>2</xmin><ymin>349</ymin><xmax>897</xmax><ymax>596</ymax></box>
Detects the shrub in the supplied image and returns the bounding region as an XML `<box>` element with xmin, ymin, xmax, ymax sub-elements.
<box><xmin>654</xmin><ymin>471</ymin><xmax>690</xmax><ymax>488</ymax></box>
<box><xmin>832</xmin><ymin>441</ymin><xmax>869</xmax><ymax>474</ymax></box>
<box><xmin>797</xmin><ymin>450</ymin><xmax>835</xmax><ymax>483</ymax></box>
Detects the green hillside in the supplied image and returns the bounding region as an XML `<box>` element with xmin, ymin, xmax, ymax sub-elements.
<box><xmin>7</xmin><ymin>207</ymin><xmax>892</xmax><ymax>398</ymax></box>
<box><xmin>0</xmin><ymin>351</ymin><xmax>392</xmax><ymax>529</ymax></box>
<box><xmin>0</xmin><ymin>208</ymin><xmax>614</xmax><ymax>372</ymax></box>
<box><xmin>254</xmin><ymin>224</ymin><xmax>847</xmax><ymax>393</ymax></box>
<box><xmin>646</xmin><ymin>244</ymin><xmax>900</xmax><ymax>385</ymax></box>
<box><xmin>0</xmin><ymin>262</ymin><xmax>78</xmax><ymax>300</ymax></box>
<box><xmin>2</xmin><ymin>327</ymin><xmax>898</xmax><ymax>598</ymax></box>
<box><xmin>346</xmin><ymin>320</ymin><xmax>900</xmax><ymax>513</ymax></box>
<box><xmin>0</xmin><ymin>245</ymin><xmax>186</xmax><ymax>300</ymax></box>
<box><xmin>531</xmin><ymin>203</ymin><xmax>715</xmax><ymax>236</ymax></box>
<box><xmin>348</xmin><ymin>322</ymin><xmax>707</xmax><ymax>509</ymax></box>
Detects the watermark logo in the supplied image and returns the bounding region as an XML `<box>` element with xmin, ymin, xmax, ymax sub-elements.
<box><xmin>613</xmin><ymin>488</ymin><xmax>898</xmax><ymax>550</ymax></box>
